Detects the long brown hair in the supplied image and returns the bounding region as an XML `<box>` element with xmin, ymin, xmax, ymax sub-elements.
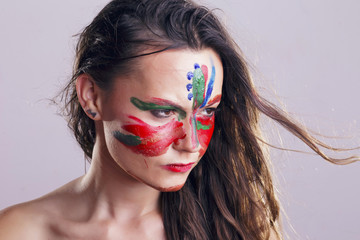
<box><xmin>59</xmin><ymin>0</ymin><xmax>358</xmax><ymax>239</ymax></box>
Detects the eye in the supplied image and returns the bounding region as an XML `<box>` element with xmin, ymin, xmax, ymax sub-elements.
<box><xmin>150</xmin><ymin>109</ymin><xmax>174</xmax><ymax>118</ymax></box>
<box><xmin>199</xmin><ymin>108</ymin><xmax>216</xmax><ymax>117</ymax></box>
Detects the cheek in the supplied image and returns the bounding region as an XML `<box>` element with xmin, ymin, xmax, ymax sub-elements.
<box><xmin>196</xmin><ymin>116</ymin><xmax>215</xmax><ymax>149</ymax></box>
<box><xmin>115</xmin><ymin>116</ymin><xmax>186</xmax><ymax>157</ymax></box>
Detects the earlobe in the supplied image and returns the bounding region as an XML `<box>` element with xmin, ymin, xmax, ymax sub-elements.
<box><xmin>75</xmin><ymin>74</ymin><xmax>101</xmax><ymax>120</ymax></box>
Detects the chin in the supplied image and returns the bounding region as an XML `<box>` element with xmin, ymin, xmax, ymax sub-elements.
<box><xmin>156</xmin><ymin>183</ymin><xmax>185</xmax><ymax>192</ymax></box>
<box><xmin>126</xmin><ymin>169</ymin><xmax>187</xmax><ymax>192</ymax></box>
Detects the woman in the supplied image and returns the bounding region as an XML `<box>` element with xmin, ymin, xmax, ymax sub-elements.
<box><xmin>0</xmin><ymin>0</ymin><xmax>357</xmax><ymax>239</ymax></box>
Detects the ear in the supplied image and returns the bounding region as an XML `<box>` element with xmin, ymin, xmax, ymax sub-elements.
<box><xmin>76</xmin><ymin>74</ymin><xmax>102</xmax><ymax>120</ymax></box>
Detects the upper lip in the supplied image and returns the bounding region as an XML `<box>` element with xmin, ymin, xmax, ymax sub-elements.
<box><xmin>165</xmin><ymin>162</ymin><xmax>195</xmax><ymax>166</ymax></box>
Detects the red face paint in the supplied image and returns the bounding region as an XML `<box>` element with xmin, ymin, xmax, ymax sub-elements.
<box><xmin>201</xmin><ymin>65</ymin><xmax>208</xmax><ymax>100</ymax></box>
<box><xmin>189</xmin><ymin>94</ymin><xmax>221</xmax><ymax>155</ymax></box>
<box><xmin>188</xmin><ymin>110</ymin><xmax>216</xmax><ymax>155</ymax></box>
<box><xmin>119</xmin><ymin>116</ymin><xmax>186</xmax><ymax>157</ymax></box>
<box><xmin>206</xmin><ymin>94</ymin><xmax>222</xmax><ymax>106</ymax></box>
<box><xmin>196</xmin><ymin>114</ymin><xmax>215</xmax><ymax>156</ymax></box>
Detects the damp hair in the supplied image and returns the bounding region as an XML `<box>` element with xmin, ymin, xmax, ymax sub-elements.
<box><xmin>58</xmin><ymin>0</ymin><xmax>359</xmax><ymax>239</ymax></box>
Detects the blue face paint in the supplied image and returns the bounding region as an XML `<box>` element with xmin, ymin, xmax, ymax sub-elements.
<box><xmin>184</xmin><ymin>59</ymin><xmax>217</xmax><ymax>152</ymax></box>
<box><xmin>186</xmin><ymin>83</ymin><xmax>193</xmax><ymax>91</ymax></box>
<box><xmin>185</xmin><ymin>59</ymin><xmax>215</xmax><ymax>108</ymax></box>
<box><xmin>188</xmin><ymin>93</ymin><xmax>193</xmax><ymax>100</ymax></box>
<box><xmin>187</xmin><ymin>72</ymin><xmax>194</xmax><ymax>80</ymax></box>
<box><xmin>200</xmin><ymin>62</ymin><xmax>215</xmax><ymax>108</ymax></box>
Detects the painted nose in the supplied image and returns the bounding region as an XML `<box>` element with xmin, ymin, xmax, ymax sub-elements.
<box><xmin>173</xmin><ymin>117</ymin><xmax>201</xmax><ymax>153</ymax></box>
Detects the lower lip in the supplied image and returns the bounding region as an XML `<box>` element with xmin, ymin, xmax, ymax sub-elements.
<box><xmin>162</xmin><ymin>163</ymin><xmax>195</xmax><ymax>173</ymax></box>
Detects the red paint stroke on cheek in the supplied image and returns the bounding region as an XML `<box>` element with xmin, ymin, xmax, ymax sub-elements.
<box><xmin>196</xmin><ymin>94</ymin><xmax>221</xmax><ymax>156</ymax></box>
<box><xmin>197</xmin><ymin>115</ymin><xmax>215</xmax><ymax>154</ymax></box>
<box><xmin>121</xmin><ymin>116</ymin><xmax>186</xmax><ymax>157</ymax></box>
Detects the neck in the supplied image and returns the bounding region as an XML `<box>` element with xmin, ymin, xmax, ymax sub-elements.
<box><xmin>79</xmin><ymin>140</ymin><xmax>161</xmax><ymax>222</ymax></box>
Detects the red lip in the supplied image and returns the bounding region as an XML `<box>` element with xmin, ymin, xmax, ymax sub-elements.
<box><xmin>162</xmin><ymin>163</ymin><xmax>195</xmax><ymax>173</ymax></box>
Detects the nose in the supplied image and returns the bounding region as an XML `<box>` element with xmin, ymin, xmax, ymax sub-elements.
<box><xmin>173</xmin><ymin>117</ymin><xmax>201</xmax><ymax>153</ymax></box>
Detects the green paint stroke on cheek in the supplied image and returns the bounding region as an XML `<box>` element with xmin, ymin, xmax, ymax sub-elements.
<box><xmin>113</xmin><ymin>131</ymin><xmax>142</xmax><ymax>146</ymax></box>
<box><xmin>130</xmin><ymin>97</ymin><xmax>186</xmax><ymax>120</ymax></box>
<box><xmin>196</xmin><ymin>121</ymin><xmax>211</xmax><ymax>130</ymax></box>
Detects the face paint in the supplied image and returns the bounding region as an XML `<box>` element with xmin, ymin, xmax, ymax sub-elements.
<box><xmin>186</xmin><ymin>60</ymin><xmax>218</xmax><ymax>152</ymax></box>
<box><xmin>195</xmin><ymin>95</ymin><xmax>221</xmax><ymax>153</ymax></box>
<box><xmin>197</xmin><ymin>115</ymin><xmax>215</xmax><ymax>144</ymax></box>
<box><xmin>187</xmin><ymin>63</ymin><xmax>207</xmax><ymax>108</ymax></box>
<box><xmin>113</xmin><ymin>116</ymin><xmax>186</xmax><ymax>157</ymax></box>
<box><xmin>113</xmin><ymin>131</ymin><xmax>141</xmax><ymax>146</ymax></box>
<box><xmin>206</xmin><ymin>94</ymin><xmax>222</xmax><ymax>106</ymax></box>
<box><xmin>196</xmin><ymin>94</ymin><xmax>221</xmax><ymax>129</ymax></box>
<box><xmin>200</xmin><ymin>64</ymin><xmax>215</xmax><ymax>108</ymax></box>
<box><xmin>130</xmin><ymin>97</ymin><xmax>186</xmax><ymax>120</ymax></box>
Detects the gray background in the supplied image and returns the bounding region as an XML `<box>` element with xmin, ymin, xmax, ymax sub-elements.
<box><xmin>1</xmin><ymin>0</ymin><xmax>359</xmax><ymax>239</ymax></box>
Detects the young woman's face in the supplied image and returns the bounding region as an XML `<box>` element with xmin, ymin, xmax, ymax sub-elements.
<box><xmin>99</xmin><ymin>48</ymin><xmax>223</xmax><ymax>191</ymax></box>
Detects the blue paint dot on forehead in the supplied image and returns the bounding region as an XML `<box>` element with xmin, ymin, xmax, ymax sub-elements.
<box><xmin>188</xmin><ymin>93</ymin><xmax>193</xmax><ymax>100</ymax></box>
<box><xmin>194</xmin><ymin>63</ymin><xmax>200</xmax><ymax>69</ymax></box>
<box><xmin>187</xmin><ymin>72</ymin><xmax>193</xmax><ymax>80</ymax></box>
<box><xmin>186</xmin><ymin>83</ymin><xmax>193</xmax><ymax>91</ymax></box>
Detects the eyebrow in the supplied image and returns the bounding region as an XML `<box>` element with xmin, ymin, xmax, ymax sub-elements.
<box><xmin>205</xmin><ymin>94</ymin><xmax>222</xmax><ymax>106</ymax></box>
<box><xmin>130</xmin><ymin>97</ymin><xmax>186</xmax><ymax>120</ymax></box>
<box><xmin>151</xmin><ymin>97</ymin><xmax>183</xmax><ymax>109</ymax></box>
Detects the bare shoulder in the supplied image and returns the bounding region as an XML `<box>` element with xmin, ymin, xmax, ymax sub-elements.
<box><xmin>0</xmin><ymin>177</ymin><xmax>84</xmax><ymax>240</ymax></box>
<box><xmin>0</xmin><ymin>202</ymin><xmax>50</xmax><ymax>240</ymax></box>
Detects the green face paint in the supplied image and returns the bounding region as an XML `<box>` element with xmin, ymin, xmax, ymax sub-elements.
<box><xmin>185</xmin><ymin>61</ymin><xmax>217</xmax><ymax>149</ymax></box>
<box><xmin>113</xmin><ymin>131</ymin><xmax>142</xmax><ymax>146</ymax></box>
<box><xmin>130</xmin><ymin>97</ymin><xmax>186</xmax><ymax>120</ymax></box>
<box><xmin>186</xmin><ymin>62</ymin><xmax>215</xmax><ymax>109</ymax></box>
<box><xmin>196</xmin><ymin>120</ymin><xmax>211</xmax><ymax>130</ymax></box>
<box><xmin>192</xmin><ymin>67</ymin><xmax>206</xmax><ymax>108</ymax></box>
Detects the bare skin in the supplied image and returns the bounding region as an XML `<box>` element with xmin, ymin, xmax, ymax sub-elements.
<box><xmin>0</xmin><ymin>145</ymin><xmax>165</xmax><ymax>240</ymax></box>
<box><xmin>0</xmin><ymin>160</ymin><xmax>165</xmax><ymax>240</ymax></box>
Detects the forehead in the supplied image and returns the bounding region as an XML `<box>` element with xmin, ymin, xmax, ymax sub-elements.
<box><xmin>114</xmin><ymin>48</ymin><xmax>223</xmax><ymax>108</ymax></box>
<box><xmin>140</xmin><ymin>48</ymin><xmax>221</xmax><ymax>78</ymax></box>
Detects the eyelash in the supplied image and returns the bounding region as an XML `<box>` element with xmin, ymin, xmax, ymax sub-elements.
<box><xmin>199</xmin><ymin>108</ymin><xmax>217</xmax><ymax>117</ymax></box>
<box><xmin>150</xmin><ymin>109</ymin><xmax>175</xmax><ymax>118</ymax></box>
